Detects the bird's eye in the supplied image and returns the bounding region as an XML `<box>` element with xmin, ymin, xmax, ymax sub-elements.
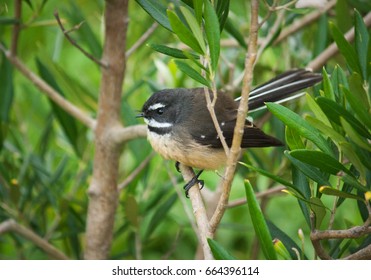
<box><xmin>156</xmin><ymin>108</ymin><xmax>164</xmax><ymax>115</ymax></box>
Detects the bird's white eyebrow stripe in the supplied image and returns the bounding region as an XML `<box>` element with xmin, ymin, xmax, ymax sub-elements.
<box><xmin>144</xmin><ymin>118</ymin><xmax>173</xmax><ymax>128</ymax></box>
<box><xmin>148</xmin><ymin>103</ymin><xmax>166</xmax><ymax>111</ymax></box>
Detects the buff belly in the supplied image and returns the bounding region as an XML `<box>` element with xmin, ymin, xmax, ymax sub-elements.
<box><xmin>147</xmin><ymin>130</ymin><xmax>227</xmax><ymax>170</ymax></box>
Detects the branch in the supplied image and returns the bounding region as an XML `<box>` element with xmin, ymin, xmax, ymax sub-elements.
<box><xmin>10</xmin><ymin>0</ymin><xmax>22</xmax><ymax>56</ymax></box>
<box><xmin>112</xmin><ymin>124</ymin><xmax>147</xmax><ymax>144</ymax></box>
<box><xmin>345</xmin><ymin>244</ymin><xmax>371</xmax><ymax>260</ymax></box>
<box><xmin>0</xmin><ymin>219</ymin><xmax>69</xmax><ymax>260</ymax></box>
<box><xmin>273</xmin><ymin>0</ymin><xmax>336</xmax><ymax>45</ymax></box>
<box><xmin>209</xmin><ymin>0</ymin><xmax>260</xmax><ymax>234</ymax></box>
<box><xmin>0</xmin><ymin>44</ymin><xmax>96</xmax><ymax>129</ymax></box>
<box><xmin>178</xmin><ymin>164</ymin><xmax>213</xmax><ymax>260</ymax></box>
<box><xmin>308</xmin><ymin>11</ymin><xmax>371</xmax><ymax>71</ymax></box>
<box><xmin>126</xmin><ymin>22</ymin><xmax>158</xmax><ymax>58</ymax></box>
<box><xmin>84</xmin><ymin>0</ymin><xmax>129</xmax><ymax>260</ymax></box>
<box><xmin>118</xmin><ymin>152</ymin><xmax>155</xmax><ymax>191</ymax></box>
<box><xmin>54</xmin><ymin>11</ymin><xmax>107</xmax><ymax>68</ymax></box>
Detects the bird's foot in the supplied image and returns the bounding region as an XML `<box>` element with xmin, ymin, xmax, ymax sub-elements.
<box><xmin>183</xmin><ymin>170</ymin><xmax>204</xmax><ymax>198</ymax></box>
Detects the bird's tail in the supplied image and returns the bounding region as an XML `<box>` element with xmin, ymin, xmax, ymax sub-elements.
<box><xmin>236</xmin><ymin>69</ymin><xmax>322</xmax><ymax>111</ymax></box>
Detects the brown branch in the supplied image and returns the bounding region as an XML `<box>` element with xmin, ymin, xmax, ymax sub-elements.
<box><xmin>0</xmin><ymin>219</ymin><xmax>69</xmax><ymax>260</ymax></box>
<box><xmin>308</xmin><ymin>11</ymin><xmax>371</xmax><ymax>71</ymax></box>
<box><xmin>126</xmin><ymin>22</ymin><xmax>158</xmax><ymax>58</ymax></box>
<box><xmin>310</xmin><ymin>214</ymin><xmax>371</xmax><ymax>260</ymax></box>
<box><xmin>345</xmin><ymin>244</ymin><xmax>371</xmax><ymax>260</ymax></box>
<box><xmin>0</xmin><ymin>44</ymin><xmax>96</xmax><ymax>129</ymax></box>
<box><xmin>273</xmin><ymin>0</ymin><xmax>336</xmax><ymax>45</ymax></box>
<box><xmin>84</xmin><ymin>0</ymin><xmax>129</xmax><ymax>260</ymax></box>
<box><xmin>10</xmin><ymin>0</ymin><xmax>22</xmax><ymax>56</ymax></box>
<box><xmin>209</xmin><ymin>0</ymin><xmax>260</xmax><ymax>234</ymax></box>
<box><xmin>112</xmin><ymin>124</ymin><xmax>147</xmax><ymax>144</ymax></box>
<box><xmin>118</xmin><ymin>152</ymin><xmax>155</xmax><ymax>191</ymax></box>
<box><xmin>54</xmin><ymin>10</ymin><xmax>107</xmax><ymax>68</ymax></box>
<box><xmin>178</xmin><ymin>164</ymin><xmax>213</xmax><ymax>260</ymax></box>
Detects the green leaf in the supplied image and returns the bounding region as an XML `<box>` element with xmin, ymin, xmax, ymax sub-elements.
<box><xmin>349</xmin><ymin>73</ymin><xmax>370</xmax><ymax>112</ymax></box>
<box><xmin>215</xmin><ymin>0</ymin><xmax>230</xmax><ymax>31</ymax></box>
<box><xmin>266</xmin><ymin>102</ymin><xmax>333</xmax><ymax>156</ymax></box>
<box><xmin>207</xmin><ymin>239</ymin><xmax>236</xmax><ymax>260</ymax></box>
<box><xmin>322</xmin><ymin>68</ymin><xmax>335</xmax><ymax>100</ymax></box>
<box><xmin>180</xmin><ymin>6</ymin><xmax>206</xmax><ymax>54</ymax></box>
<box><xmin>267</xmin><ymin>220</ymin><xmax>307</xmax><ymax>260</ymax></box>
<box><xmin>224</xmin><ymin>19</ymin><xmax>247</xmax><ymax>49</ymax></box>
<box><xmin>136</xmin><ymin>0</ymin><xmax>172</xmax><ymax>31</ymax></box>
<box><xmin>204</xmin><ymin>0</ymin><xmax>220</xmax><ymax>73</ymax></box>
<box><xmin>306</xmin><ymin>93</ymin><xmax>331</xmax><ymax>127</ymax></box>
<box><xmin>145</xmin><ymin>193</ymin><xmax>177</xmax><ymax>238</ymax></box>
<box><xmin>319</xmin><ymin>186</ymin><xmax>364</xmax><ymax>201</ymax></box>
<box><xmin>340</xmin><ymin>117</ymin><xmax>371</xmax><ymax>152</ymax></box>
<box><xmin>310</xmin><ymin>197</ymin><xmax>326</xmax><ymax>229</ymax></box>
<box><xmin>36</xmin><ymin>59</ymin><xmax>83</xmax><ymax>157</ymax></box>
<box><xmin>148</xmin><ymin>43</ymin><xmax>199</xmax><ymax>59</ymax></box>
<box><xmin>125</xmin><ymin>195</ymin><xmax>139</xmax><ymax>228</ymax></box>
<box><xmin>292</xmin><ymin>167</ymin><xmax>311</xmax><ymax>227</ymax></box>
<box><xmin>285</xmin><ymin>126</ymin><xmax>305</xmax><ymax>150</ymax></box>
<box><xmin>339</xmin><ymin>142</ymin><xmax>366</xmax><ymax>179</ymax></box>
<box><xmin>316</xmin><ymin>97</ymin><xmax>371</xmax><ymax>139</ymax></box>
<box><xmin>305</xmin><ymin>116</ymin><xmax>346</xmax><ymax>144</ymax></box>
<box><xmin>284</xmin><ymin>151</ymin><xmax>331</xmax><ymax>187</ymax></box>
<box><xmin>174</xmin><ymin>60</ymin><xmax>210</xmax><ymax>87</ymax></box>
<box><xmin>354</xmin><ymin>9</ymin><xmax>369</xmax><ymax>80</ymax></box>
<box><xmin>341</xmin><ymin>175</ymin><xmax>368</xmax><ymax>192</ymax></box>
<box><xmin>342</xmin><ymin>86</ymin><xmax>371</xmax><ymax>130</ymax></box>
<box><xmin>193</xmin><ymin>0</ymin><xmax>203</xmax><ymax>24</ymax></box>
<box><xmin>239</xmin><ymin>162</ymin><xmax>305</xmax><ymax>199</ymax></box>
<box><xmin>289</xmin><ymin>150</ymin><xmax>353</xmax><ymax>177</ymax></box>
<box><xmin>329</xmin><ymin>21</ymin><xmax>362</xmax><ymax>75</ymax></box>
<box><xmin>0</xmin><ymin>52</ymin><xmax>14</xmax><ymax>151</ymax></box>
<box><xmin>167</xmin><ymin>9</ymin><xmax>204</xmax><ymax>54</ymax></box>
<box><xmin>0</xmin><ymin>17</ymin><xmax>20</xmax><ymax>25</ymax></box>
<box><xmin>244</xmin><ymin>180</ymin><xmax>277</xmax><ymax>260</ymax></box>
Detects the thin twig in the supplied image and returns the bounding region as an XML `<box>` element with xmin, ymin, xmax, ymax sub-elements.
<box><xmin>178</xmin><ymin>164</ymin><xmax>213</xmax><ymax>260</ymax></box>
<box><xmin>118</xmin><ymin>152</ymin><xmax>155</xmax><ymax>191</ymax></box>
<box><xmin>54</xmin><ymin>10</ymin><xmax>107</xmax><ymax>68</ymax></box>
<box><xmin>0</xmin><ymin>219</ymin><xmax>69</xmax><ymax>260</ymax></box>
<box><xmin>10</xmin><ymin>0</ymin><xmax>22</xmax><ymax>56</ymax></box>
<box><xmin>209</xmin><ymin>0</ymin><xmax>260</xmax><ymax>235</ymax></box>
<box><xmin>0</xmin><ymin>44</ymin><xmax>96</xmax><ymax>129</ymax></box>
<box><xmin>112</xmin><ymin>124</ymin><xmax>147</xmax><ymax>144</ymax></box>
<box><xmin>126</xmin><ymin>22</ymin><xmax>158</xmax><ymax>58</ymax></box>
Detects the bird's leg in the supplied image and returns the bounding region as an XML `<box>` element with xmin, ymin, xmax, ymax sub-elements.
<box><xmin>183</xmin><ymin>169</ymin><xmax>204</xmax><ymax>198</ymax></box>
<box><xmin>175</xmin><ymin>161</ymin><xmax>181</xmax><ymax>173</ymax></box>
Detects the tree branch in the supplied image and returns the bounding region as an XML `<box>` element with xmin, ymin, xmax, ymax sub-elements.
<box><xmin>209</xmin><ymin>0</ymin><xmax>260</xmax><ymax>234</ymax></box>
<box><xmin>126</xmin><ymin>22</ymin><xmax>158</xmax><ymax>58</ymax></box>
<box><xmin>10</xmin><ymin>0</ymin><xmax>22</xmax><ymax>56</ymax></box>
<box><xmin>84</xmin><ymin>0</ymin><xmax>129</xmax><ymax>260</ymax></box>
<box><xmin>0</xmin><ymin>44</ymin><xmax>96</xmax><ymax>129</ymax></box>
<box><xmin>0</xmin><ymin>219</ymin><xmax>69</xmax><ymax>260</ymax></box>
<box><xmin>54</xmin><ymin>10</ymin><xmax>108</xmax><ymax>68</ymax></box>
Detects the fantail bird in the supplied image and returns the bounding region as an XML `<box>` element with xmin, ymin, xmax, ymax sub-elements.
<box><xmin>138</xmin><ymin>69</ymin><xmax>322</xmax><ymax>195</ymax></box>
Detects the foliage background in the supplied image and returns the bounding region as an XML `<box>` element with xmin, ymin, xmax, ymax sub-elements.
<box><xmin>0</xmin><ymin>0</ymin><xmax>370</xmax><ymax>259</ymax></box>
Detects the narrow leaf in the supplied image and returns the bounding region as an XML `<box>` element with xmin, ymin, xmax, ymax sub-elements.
<box><xmin>310</xmin><ymin>197</ymin><xmax>326</xmax><ymax>229</ymax></box>
<box><xmin>284</xmin><ymin>151</ymin><xmax>331</xmax><ymax>187</ymax></box>
<box><xmin>319</xmin><ymin>186</ymin><xmax>364</xmax><ymax>201</ymax></box>
<box><xmin>148</xmin><ymin>43</ymin><xmax>199</xmax><ymax>59</ymax></box>
<box><xmin>266</xmin><ymin>102</ymin><xmax>333</xmax><ymax>155</ymax></box>
<box><xmin>204</xmin><ymin>0</ymin><xmax>220</xmax><ymax>73</ymax></box>
<box><xmin>174</xmin><ymin>60</ymin><xmax>210</xmax><ymax>87</ymax></box>
<box><xmin>224</xmin><ymin>19</ymin><xmax>247</xmax><ymax>49</ymax></box>
<box><xmin>244</xmin><ymin>180</ymin><xmax>277</xmax><ymax>260</ymax></box>
<box><xmin>354</xmin><ymin>9</ymin><xmax>369</xmax><ymax>80</ymax></box>
<box><xmin>285</xmin><ymin>126</ymin><xmax>305</xmax><ymax>150</ymax></box>
<box><xmin>322</xmin><ymin>68</ymin><xmax>335</xmax><ymax>100</ymax></box>
<box><xmin>305</xmin><ymin>93</ymin><xmax>331</xmax><ymax>127</ymax></box>
<box><xmin>180</xmin><ymin>6</ymin><xmax>206</xmax><ymax>53</ymax></box>
<box><xmin>289</xmin><ymin>150</ymin><xmax>353</xmax><ymax>177</ymax></box>
<box><xmin>167</xmin><ymin>9</ymin><xmax>204</xmax><ymax>54</ymax></box>
<box><xmin>329</xmin><ymin>21</ymin><xmax>362</xmax><ymax>74</ymax></box>
<box><xmin>316</xmin><ymin>97</ymin><xmax>371</xmax><ymax>139</ymax></box>
<box><xmin>136</xmin><ymin>0</ymin><xmax>172</xmax><ymax>31</ymax></box>
<box><xmin>340</xmin><ymin>117</ymin><xmax>371</xmax><ymax>152</ymax></box>
<box><xmin>207</xmin><ymin>239</ymin><xmax>236</xmax><ymax>260</ymax></box>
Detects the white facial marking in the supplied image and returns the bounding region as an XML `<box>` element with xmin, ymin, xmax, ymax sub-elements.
<box><xmin>144</xmin><ymin>118</ymin><xmax>173</xmax><ymax>128</ymax></box>
<box><xmin>201</xmin><ymin>135</ymin><xmax>206</xmax><ymax>139</ymax></box>
<box><xmin>221</xmin><ymin>122</ymin><xmax>225</xmax><ymax>126</ymax></box>
<box><xmin>148</xmin><ymin>103</ymin><xmax>166</xmax><ymax>111</ymax></box>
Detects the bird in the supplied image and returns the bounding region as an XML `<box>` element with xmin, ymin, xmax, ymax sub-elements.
<box><xmin>138</xmin><ymin>69</ymin><xmax>322</xmax><ymax>195</ymax></box>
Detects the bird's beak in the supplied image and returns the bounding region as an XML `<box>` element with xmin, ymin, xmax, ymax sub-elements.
<box><xmin>136</xmin><ymin>112</ymin><xmax>145</xmax><ymax>118</ymax></box>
